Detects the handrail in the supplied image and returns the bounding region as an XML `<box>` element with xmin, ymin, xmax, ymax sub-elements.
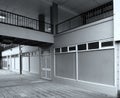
<box><xmin>56</xmin><ymin>1</ymin><xmax>113</xmax><ymax>34</ymax></box>
<box><xmin>0</xmin><ymin>9</ymin><xmax>52</xmax><ymax>34</ymax></box>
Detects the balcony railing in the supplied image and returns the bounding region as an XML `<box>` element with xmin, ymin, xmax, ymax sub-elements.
<box><xmin>56</xmin><ymin>1</ymin><xmax>113</xmax><ymax>34</ymax></box>
<box><xmin>0</xmin><ymin>9</ymin><xmax>52</xmax><ymax>34</ymax></box>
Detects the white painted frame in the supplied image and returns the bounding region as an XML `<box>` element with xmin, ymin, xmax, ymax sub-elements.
<box><xmin>41</xmin><ymin>52</ymin><xmax>52</xmax><ymax>80</ymax></box>
<box><xmin>54</xmin><ymin>39</ymin><xmax>115</xmax><ymax>87</ymax></box>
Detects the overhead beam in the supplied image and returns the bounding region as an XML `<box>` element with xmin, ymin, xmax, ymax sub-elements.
<box><xmin>0</xmin><ymin>35</ymin><xmax>53</xmax><ymax>48</ymax></box>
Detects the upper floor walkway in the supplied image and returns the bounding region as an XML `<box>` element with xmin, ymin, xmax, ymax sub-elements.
<box><xmin>56</xmin><ymin>1</ymin><xmax>113</xmax><ymax>34</ymax></box>
<box><xmin>0</xmin><ymin>9</ymin><xmax>54</xmax><ymax>46</ymax></box>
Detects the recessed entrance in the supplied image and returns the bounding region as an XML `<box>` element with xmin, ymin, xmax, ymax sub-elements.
<box><xmin>0</xmin><ymin>35</ymin><xmax>53</xmax><ymax>80</ymax></box>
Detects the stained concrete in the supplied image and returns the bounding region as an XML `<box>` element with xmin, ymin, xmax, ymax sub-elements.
<box><xmin>0</xmin><ymin>70</ymin><xmax>114</xmax><ymax>98</ymax></box>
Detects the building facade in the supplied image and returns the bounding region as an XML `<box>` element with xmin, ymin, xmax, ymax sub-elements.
<box><xmin>0</xmin><ymin>0</ymin><xmax>120</xmax><ymax>97</ymax></box>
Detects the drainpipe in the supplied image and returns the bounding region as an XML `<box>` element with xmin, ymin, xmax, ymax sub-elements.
<box><xmin>19</xmin><ymin>45</ymin><xmax>22</xmax><ymax>75</ymax></box>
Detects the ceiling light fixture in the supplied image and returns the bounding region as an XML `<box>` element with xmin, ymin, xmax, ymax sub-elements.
<box><xmin>0</xmin><ymin>15</ymin><xmax>6</xmax><ymax>19</ymax></box>
<box><xmin>0</xmin><ymin>13</ymin><xmax>6</xmax><ymax>19</ymax></box>
<box><xmin>48</xmin><ymin>27</ymin><xmax>51</xmax><ymax>31</ymax></box>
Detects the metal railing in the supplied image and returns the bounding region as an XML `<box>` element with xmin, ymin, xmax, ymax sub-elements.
<box><xmin>56</xmin><ymin>1</ymin><xmax>113</xmax><ymax>34</ymax></box>
<box><xmin>0</xmin><ymin>9</ymin><xmax>52</xmax><ymax>34</ymax></box>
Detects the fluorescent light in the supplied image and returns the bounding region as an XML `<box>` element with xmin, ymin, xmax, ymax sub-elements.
<box><xmin>0</xmin><ymin>15</ymin><xmax>5</xmax><ymax>19</ymax></box>
<box><xmin>48</xmin><ymin>27</ymin><xmax>51</xmax><ymax>31</ymax></box>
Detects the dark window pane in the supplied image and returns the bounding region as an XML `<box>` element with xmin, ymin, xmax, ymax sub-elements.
<box><xmin>102</xmin><ymin>41</ymin><xmax>113</xmax><ymax>47</ymax></box>
<box><xmin>55</xmin><ymin>48</ymin><xmax>60</xmax><ymax>53</ymax></box>
<box><xmin>61</xmin><ymin>47</ymin><xmax>67</xmax><ymax>52</ymax></box>
<box><xmin>69</xmin><ymin>46</ymin><xmax>76</xmax><ymax>51</ymax></box>
<box><xmin>88</xmin><ymin>42</ymin><xmax>99</xmax><ymax>49</ymax></box>
<box><xmin>78</xmin><ymin>44</ymin><xmax>86</xmax><ymax>50</ymax></box>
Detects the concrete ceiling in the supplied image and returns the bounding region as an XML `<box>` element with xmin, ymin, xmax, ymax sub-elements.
<box><xmin>0</xmin><ymin>0</ymin><xmax>112</xmax><ymax>22</ymax></box>
<box><xmin>0</xmin><ymin>35</ymin><xmax>52</xmax><ymax>51</ymax></box>
<box><xmin>0</xmin><ymin>0</ymin><xmax>51</xmax><ymax>19</ymax></box>
<box><xmin>53</xmin><ymin>0</ymin><xmax>112</xmax><ymax>13</ymax></box>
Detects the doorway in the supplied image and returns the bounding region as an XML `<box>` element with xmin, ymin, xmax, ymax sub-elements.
<box><xmin>41</xmin><ymin>50</ymin><xmax>52</xmax><ymax>80</ymax></box>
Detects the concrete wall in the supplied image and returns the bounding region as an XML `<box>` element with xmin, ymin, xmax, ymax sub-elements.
<box><xmin>54</xmin><ymin>17</ymin><xmax>116</xmax><ymax>96</ymax></box>
<box><xmin>55</xmin><ymin>17</ymin><xmax>113</xmax><ymax>47</ymax></box>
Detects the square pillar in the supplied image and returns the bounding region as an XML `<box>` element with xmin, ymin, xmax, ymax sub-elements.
<box><xmin>50</xmin><ymin>3</ymin><xmax>58</xmax><ymax>34</ymax></box>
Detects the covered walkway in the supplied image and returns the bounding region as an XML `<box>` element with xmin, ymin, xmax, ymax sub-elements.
<box><xmin>0</xmin><ymin>70</ymin><xmax>112</xmax><ymax>98</ymax></box>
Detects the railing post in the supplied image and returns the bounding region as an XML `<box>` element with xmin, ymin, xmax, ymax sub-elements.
<box><xmin>16</xmin><ymin>15</ymin><xmax>18</xmax><ymax>26</ymax></box>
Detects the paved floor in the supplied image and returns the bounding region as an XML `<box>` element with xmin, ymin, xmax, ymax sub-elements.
<box><xmin>0</xmin><ymin>70</ymin><xmax>115</xmax><ymax>98</ymax></box>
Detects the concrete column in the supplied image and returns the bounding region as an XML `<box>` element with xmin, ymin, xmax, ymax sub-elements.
<box><xmin>113</xmin><ymin>0</ymin><xmax>120</xmax><ymax>97</ymax></box>
<box><xmin>38</xmin><ymin>48</ymin><xmax>42</xmax><ymax>78</ymax></box>
<box><xmin>50</xmin><ymin>2</ymin><xmax>58</xmax><ymax>34</ymax></box>
<box><xmin>19</xmin><ymin>45</ymin><xmax>22</xmax><ymax>75</ymax></box>
<box><xmin>7</xmin><ymin>56</ymin><xmax>9</xmax><ymax>69</ymax></box>
<box><xmin>28</xmin><ymin>53</ymin><xmax>30</xmax><ymax>72</ymax></box>
<box><xmin>10</xmin><ymin>55</ymin><xmax>12</xmax><ymax>70</ymax></box>
<box><xmin>0</xmin><ymin>52</ymin><xmax>2</xmax><ymax>69</ymax></box>
<box><xmin>39</xmin><ymin>14</ymin><xmax>45</xmax><ymax>32</ymax></box>
<box><xmin>114</xmin><ymin>0</ymin><xmax>120</xmax><ymax>41</ymax></box>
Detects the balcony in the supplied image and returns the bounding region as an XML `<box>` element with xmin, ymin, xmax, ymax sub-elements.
<box><xmin>0</xmin><ymin>9</ymin><xmax>52</xmax><ymax>34</ymax></box>
<box><xmin>56</xmin><ymin>1</ymin><xmax>113</xmax><ymax>34</ymax></box>
<box><xmin>0</xmin><ymin>10</ymin><xmax>54</xmax><ymax>45</ymax></box>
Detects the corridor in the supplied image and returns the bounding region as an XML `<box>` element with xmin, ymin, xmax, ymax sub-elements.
<box><xmin>0</xmin><ymin>70</ymin><xmax>113</xmax><ymax>98</ymax></box>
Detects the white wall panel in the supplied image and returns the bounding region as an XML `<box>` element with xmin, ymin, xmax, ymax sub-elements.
<box><xmin>30</xmin><ymin>56</ymin><xmax>40</xmax><ymax>74</ymax></box>
<box><xmin>22</xmin><ymin>57</ymin><xmax>29</xmax><ymax>72</ymax></box>
<box><xmin>56</xmin><ymin>53</ymin><xmax>76</xmax><ymax>79</ymax></box>
<box><xmin>78</xmin><ymin>49</ymin><xmax>114</xmax><ymax>85</ymax></box>
<box><xmin>14</xmin><ymin>57</ymin><xmax>20</xmax><ymax>70</ymax></box>
<box><xmin>11</xmin><ymin>57</ymin><xmax>15</xmax><ymax>71</ymax></box>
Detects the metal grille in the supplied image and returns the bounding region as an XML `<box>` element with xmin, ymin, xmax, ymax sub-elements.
<box><xmin>0</xmin><ymin>9</ymin><xmax>52</xmax><ymax>33</ymax></box>
<box><xmin>56</xmin><ymin>1</ymin><xmax>113</xmax><ymax>34</ymax></box>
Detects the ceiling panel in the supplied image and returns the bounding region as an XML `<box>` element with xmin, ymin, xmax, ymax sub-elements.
<box><xmin>56</xmin><ymin>0</ymin><xmax>112</xmax><ymax>13</ymax></box>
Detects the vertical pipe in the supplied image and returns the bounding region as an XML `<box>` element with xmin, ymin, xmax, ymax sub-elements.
<box><xmin>76</xmin><ymin>45</ymin><xmax>78</xmax><ymax>80</ymax></box>
<box><xmin>19</xmin><ymin>45</ymin><xmax>22</xmax><ymax>75</ymax></box>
